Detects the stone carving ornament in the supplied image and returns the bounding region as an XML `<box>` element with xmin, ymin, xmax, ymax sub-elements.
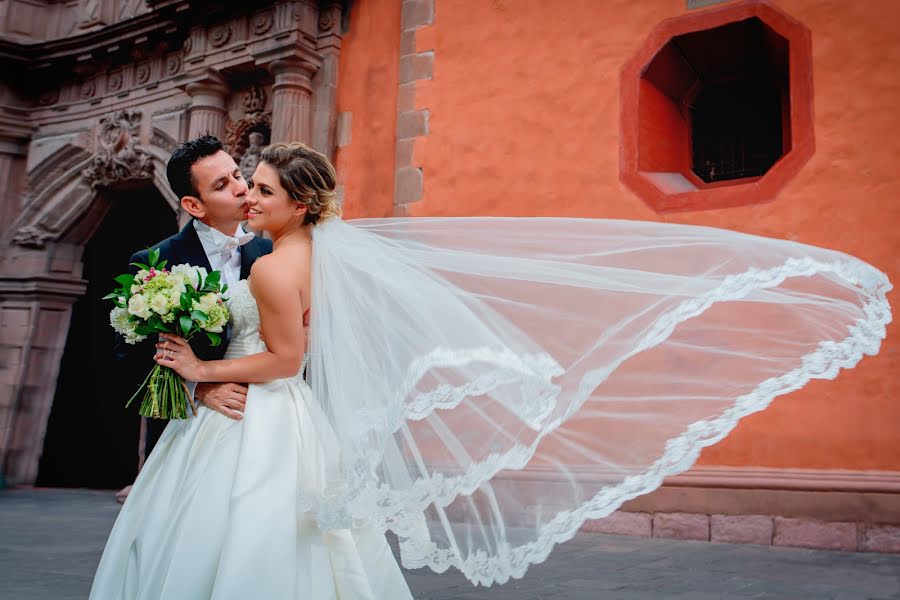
<box><xmin>108</xmin><ymin>70</ymin><xmax>124</xmax><ymax>93</ymax></box>
<box><xmin>209</xmin><ymin>23</ymin><xmax>233</xmax><ymax>48</ymax></box>
<box><xmin>165</xmin><ymin>54</ymin><xmax>182</xmax><ymax>76</ymax></box>
<box><xmin>82</xmin><ymin>109</ymin><xmax>154</xmax><ymax>189</ymax></box>
<box><xmin>238</xmin><ymin>131</ymin><xmax>265</xmax><ymax>180</ymax></box>
<box><xmin>225</xmin><ymin>85</ymin><xmax>271</xmax><ymax>164</ymax></box>
<box><xmin>253</xmin><ymin>11</ymin><xmax>274</xmax><ymax>36</ymax></box>
<box><xmin>12</xmin><ymin>225</ymin><xmax>53</xmax><ymax>248</ymax></box>
<box><xmin>135</xmin><ymin>62</ymin><xmax>151</xmax><ymax>85</ymax></box>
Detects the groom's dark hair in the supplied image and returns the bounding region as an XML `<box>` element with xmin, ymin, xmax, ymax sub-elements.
<box><xmin>166</xmin><ymin>134</ymin><xmax>225</xmax><ymax>199</ymax></box>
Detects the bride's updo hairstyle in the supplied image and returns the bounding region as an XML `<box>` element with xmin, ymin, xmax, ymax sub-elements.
<box><xmin>259</xmin><ymin>142</ymin><xmax>341</xmax><ymax>225</ymax></box>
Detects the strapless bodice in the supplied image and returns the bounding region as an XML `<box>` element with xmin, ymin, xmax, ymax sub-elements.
<box><xmin>224</xmin><ymin>279</ymin><xmax>307</xmax><ymax>372</ymax></box>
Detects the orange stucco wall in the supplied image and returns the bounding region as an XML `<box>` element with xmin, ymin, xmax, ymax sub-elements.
<box><xmin>334</xmin><ymin>0</ymin><xmax>401</xmax><ymax>219</ymax></box>
<box><xmin>339</xmin><ymin>0</ymin><xmax>898</xmax><ymax>470</ymax></box>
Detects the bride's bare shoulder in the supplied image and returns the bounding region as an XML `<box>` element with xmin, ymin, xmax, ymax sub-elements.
<box><xmin>248</xmin><ymin>244</ymin><xmax>309</xmax><ymax>295</ymax></box>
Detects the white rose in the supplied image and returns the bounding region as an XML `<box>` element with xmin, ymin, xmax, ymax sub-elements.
<box><xmin>198</xmin><ymin>293</ymin><xmax>218</xmax><ymax>313</ymax></box>
<box><xmin>171</xmin><ymin>264</ymin><xmax>206</xmax><ymax>290</ymax></box>
<box><xmin>130</xmin><ymin>285</ymin><xmax>142</xmax><ymax>294</ymax></box>
<box><xmin>110</xmin><ymin>307</ymin><xmax>146</xmax><ymax>344</ymax></box>
<box><xmin>149</xmin><ymin>292</ymin><xmax>171</xmax><ymax>315</ymax></box>
<box><xmin>127</xmin><ymin>294</ymin><xmax>152</xmax><ymax>319</ymax></box>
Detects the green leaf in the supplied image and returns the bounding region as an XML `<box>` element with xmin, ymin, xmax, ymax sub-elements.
<box><xmin>130</xmin><ymin>262</ymin><xmax>150</xmax><ymax>271</ymax></box>
<box><xmin>114</xmin><ymin>274</ymin><xmax>135</xmax><ymax>287</ymax></box>
<box><xmin>221</xmin><ymin>283</ymin><xmax>228</xmax><ymax>295</ymax></box>
<box><xmin>180</xmin><ymin>292</ymin><xmax>191</xmax><ymax>312</ymax></box>
<box><xmin>179</xmin><ymin>315</ymin><xmax>192</xmax><ymax>337</ymax></box>
<box><xmin>135</xmin><ymin>325</ymin><xmax>156</xmax><ymax>336</ymax></box>
<box><xmin>153</xmin><ymin>322</ymin><xmax>170</xmax><ymax>333</ymax></box>
<box><xmin>148</xmin><ymin>248</ymin><xmax>161</xmax><ymax>267</ymax></box>
<box><xmin>191</xmin><ymin>310</ymin><xmax>208</xmax><ymax>322</ymax></box>
<box><xmin>157</xmin><ymin>259</ymin><xmax>168</xmax><ymax>269</ymax></box>
<box><xmin>206</xmin><ymin>332</ymin><xmax>222</xmax><ymax>347</ymax></box>
<box><xmin>102</xmin><ymin>292</ymin><xmax>122</xmax><ymax>300</ymax></box>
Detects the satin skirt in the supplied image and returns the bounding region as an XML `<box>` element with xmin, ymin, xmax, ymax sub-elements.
<box><xmin>89</xmin><ymin>371</ymin><xmax>413</xmax><ymax>600</ymax></box>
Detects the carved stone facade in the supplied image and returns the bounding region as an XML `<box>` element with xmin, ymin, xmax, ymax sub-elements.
<box><xmin>0</xmin><ymin>0</ymin><xmax>348</xmax><ymax>486</ymax></box>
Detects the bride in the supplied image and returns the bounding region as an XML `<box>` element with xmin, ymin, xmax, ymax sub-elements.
<box><xmin>89</xmin><ymin>143</ymin><xmax>414</xmax><ymax>599</ymax></box>
<box><xmin>91</xmin><ymin>141</ymin><xmax>891</xmax><ymax>596</ymax></box>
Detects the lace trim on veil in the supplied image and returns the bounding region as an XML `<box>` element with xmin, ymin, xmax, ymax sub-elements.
<box><xmin>339</xmin><ymin>256</ymin><xmax>891</xmax><ymax>586</ymax></box>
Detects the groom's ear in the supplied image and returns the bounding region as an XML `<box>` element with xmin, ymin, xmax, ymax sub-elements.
<box><xmin>181</xmin><ymin>195</ymin><xmax>205</xmax><ymax>219</ymax></box>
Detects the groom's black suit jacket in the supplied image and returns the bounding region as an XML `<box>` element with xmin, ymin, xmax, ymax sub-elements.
<box><xmin>113</xmin><ymin>220</ymin><xmax>272</xmax><ymax>456</ymax></box>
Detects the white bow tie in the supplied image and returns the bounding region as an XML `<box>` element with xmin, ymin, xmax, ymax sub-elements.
<box><xmin>218</xmin><ymin>232</ymin><xmax>255</xmax><ymax>258</ymax></box>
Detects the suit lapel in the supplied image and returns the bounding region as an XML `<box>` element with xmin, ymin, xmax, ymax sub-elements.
<box><xmin>171</xmin><ymin>220</ymin><xmax>214</xmax><ymax>273</ymax></box>
<box><xmin>239</xmin><ymin>235</ymin><xmax>263</xmax><ymax>280</ymax></box>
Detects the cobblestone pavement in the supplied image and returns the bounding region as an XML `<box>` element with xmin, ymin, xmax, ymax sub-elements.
<box><xmin>2</xmin><ymin>488</ymin><xmax>899</xmax><ymax>599</ymax></box>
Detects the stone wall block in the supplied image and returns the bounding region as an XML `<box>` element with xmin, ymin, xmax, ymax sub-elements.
<box><xmin>401</xmin><ymin>0</ymin><xmax>434</xmax><ymax>31</ymax></box>
<box><xmin>774</xmin><ymin>517</ymin><xmax>858</xmax><ymax>551</ymax></box>
<box><xmin>399</xmin><ymin>52</ymin><xmax>433</xmax><ymax>84</ymax></box>
<box><xmin>397</xmin><ymin>110</ymin><xmax>428</xmax><ymax>140</ymax></box>
<box><xmin>394</xmin><ymin>166</ymin><xmax>423</xmax><ymax>205</ymax></box>
<box><xmin>859</xmin><ymin>523</ymin><xmax>900</xmax><ymax>553</ymax></box>
<box><xmin>581</xmin><ymin>511</ymin><xmax>652</xmax><ymax>537</ymax></box>
<box><xmin>400</xmin><ymin>30</ymin><xmax>416</xmax><ymax>55</ymax></box>
<box><xmin>395</xmin><ymin>139</ymin><xmax>414</xmax><ymax>168</ymax></box>
<box><xmin>653</xmin><ymin>512</ymin><xmax>710</xmax><ymax>541</ymax></box>
<box><xmin>711</xmin><ymin>514</ymin><xmax>773</xmax><ymax>545</ymax></box>
<box><xmin>398</xmin><ymin>82</ymin><xmax>416</xmax><ymax>113</ymax></box>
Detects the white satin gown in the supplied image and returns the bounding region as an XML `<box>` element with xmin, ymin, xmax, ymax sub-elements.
<box><xmin>90</xmin><ymin>279</ymin><xmax>414</xmax><ymax>600</ymax></box>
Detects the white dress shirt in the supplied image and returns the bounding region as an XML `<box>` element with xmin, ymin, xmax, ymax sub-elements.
<box><xmin>193</xmin><ymin>220</ymin><xmax>255</xmax><ymax>288</ymax></box>
<box><xmin>187</xmin><ymin>220</ymin><xmax>255</xmax><ymax>406</ymax></box>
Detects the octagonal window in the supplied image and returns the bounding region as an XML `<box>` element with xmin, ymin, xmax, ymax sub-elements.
<box><xmin>620</xmin><ymin>1</ymin><xmax>814</xmax><ymax>212</ymax></box>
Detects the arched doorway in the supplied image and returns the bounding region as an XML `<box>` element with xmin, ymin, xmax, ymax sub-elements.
<box><xmin>36</xmin><ymin>186</ymin><xmax>178</xmax><ymax>489</ymax></box>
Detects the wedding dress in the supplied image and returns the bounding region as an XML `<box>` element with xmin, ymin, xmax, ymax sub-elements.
<box><xmin>89</xmin><ymin>278</ymin><xmax>414</xmax><ymax>600</ymax></box>
<box><xmin>92</xmin><ymin>216</ymin><xmax>891</xmax><ymax>594</ymax></box>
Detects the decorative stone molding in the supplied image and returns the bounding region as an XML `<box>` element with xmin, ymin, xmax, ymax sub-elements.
<box><xmin>150</xmin><ymin>128</ymin><xmax>179</xmax><ymax>154</ymax></box>
<box><xmin>209</xmin><ymin>23</ymin><xmax>233</xmax><ymax>48</ymax></box>
<box><xmin>107</xmin><ymin>70</ymin><xmax>124</xmax><ymax>94</ymax></box>
<box><xmin>134</xmin><ymin>62</ymin><xmax>152</xmax><ymax>86</ymax></box>
<box><xmin>81</xmin><ymin>109</ymin><xmax>154</xmax><ymax>190</ymax></box>
<box><xmin>11</xmin><ymin>226</ymin><xmax>53</xmax><ymax>249</ymax></box>
<box><xmin>253</xmin><ymin>10</ymin><xmax>276</xmax><ymax>36</ymax></box>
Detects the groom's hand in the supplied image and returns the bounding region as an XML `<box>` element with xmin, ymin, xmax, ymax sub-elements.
<box><xmin>196</xmin><ymin>382</ymin><xmax>248</xmax><ymax>421</ymax></box>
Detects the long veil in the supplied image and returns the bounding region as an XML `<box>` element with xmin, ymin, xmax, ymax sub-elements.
<box><xmin>304</xmin><ymin>217</ymin><xmax>891</xmax><ymax>586</ymax></box>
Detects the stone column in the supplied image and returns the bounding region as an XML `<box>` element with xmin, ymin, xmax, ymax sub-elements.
<box><xmin>185</xmin><ymin>74</ymin><xmax>229</xmax><ymax>140</ymax></box>
<box><xmin>311</xmin><ymin>2</ymin><xmax>344</xmax><ymax>157</ymax></box>
<box><xmin>269</xmin><ymin>58</ymin><xmax>316</xmax><ymax>144</ymax></box>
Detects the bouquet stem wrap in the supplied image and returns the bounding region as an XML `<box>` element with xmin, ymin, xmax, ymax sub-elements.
<box><xmin>127</xmin><ymin>363</ymin><xmax>198</xmax><ymax>420</ymax></box>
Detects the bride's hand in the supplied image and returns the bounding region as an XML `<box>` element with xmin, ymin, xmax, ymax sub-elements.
<box><xmin>155</xmin><ymin>334</ymin><xmax>206</xmax><ymax>381</ymax></box>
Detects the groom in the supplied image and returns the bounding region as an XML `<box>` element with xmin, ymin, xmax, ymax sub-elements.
<box><xmin>114</xmin><ymin>135</ymin><xmax>272</xmax><ymax>489</ymax></box>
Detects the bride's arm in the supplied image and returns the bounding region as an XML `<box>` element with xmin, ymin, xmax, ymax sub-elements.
<box><xmin>156</xmin><ymin>254</ymin><xmax>307</xmax><ymax>383</ymax></box>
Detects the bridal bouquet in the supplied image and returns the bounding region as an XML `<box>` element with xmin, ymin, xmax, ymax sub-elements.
<box><xmin>106</xmin><ymin>248</ymin><xmax>230</xmax><ymax>419</ymax></box>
